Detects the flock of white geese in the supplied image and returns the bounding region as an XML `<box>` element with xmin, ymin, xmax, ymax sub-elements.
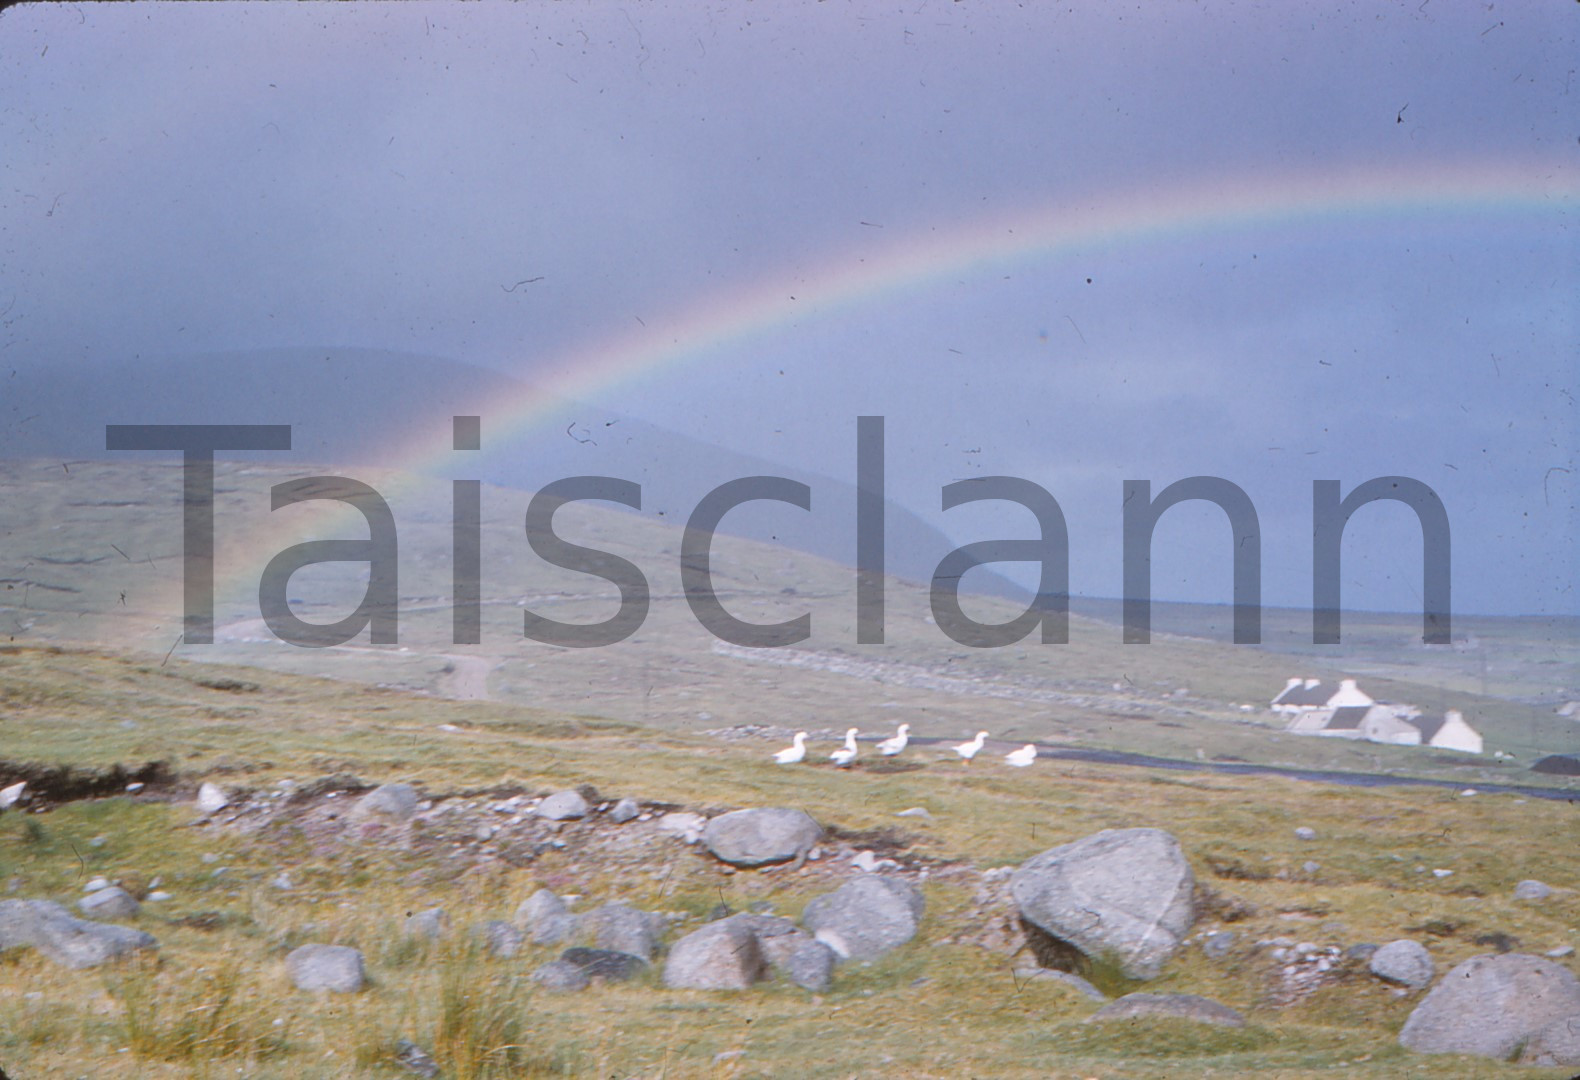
<box><xmin>771</xmin><ymin>723</ymin><xmax>1038</xmax><ymax>768</ymax></box>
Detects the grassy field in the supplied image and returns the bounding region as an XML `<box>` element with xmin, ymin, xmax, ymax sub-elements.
<box><xmin>1</xmin><ymin>645</ymin><xmax>1577</xmax><ymax>1078</ymax></box>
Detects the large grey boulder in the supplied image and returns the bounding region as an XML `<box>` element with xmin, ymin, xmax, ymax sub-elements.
<box><xmin>1088</xmin><ymin>993</ymin><xmax>1246</xmax><ymax>1028</ymax></box>
<box><xmin>0</xmin><ymin>899</ymin><xmax>158</xmax><ymax>969</ymax></box>
<box><xmin>663</xmin><ymin>915</ymin><xmax>769</xmax><ymax>990</ymax></box>
<box><xmin>1399</xmin><ymin>953</ymin><xmax>1580</xmax><ymax>1060</ymax></box>
<box><xmin>78</xmin><ymin>886</ymin><xmax>140</xmax><ymax>921</ymax></box>
<box><xmin>1519</xmin><ymin>1015</ymin><xmax>1580</xmax><ymax>1066</ymax></box>
<box><xmin>1369</xmin><ymin>939</ymin><xmax>1434</xmax><ymax>989</ymax></box>
<box><xmin>584</xmin><ymin>901</ymin><xmax>666</xmax><ymax>961</ymax></box>
<box><xmin>702</xmin><ymin>808</ymin><xmax>822</xmax><ymax>868</ymax></box>
<box><xmin>1009</xmin><ymin>827</ymin><xmax>1195</xmax><ymax>980</ymax></box>
<box><xmin>351</xmin><ymin>783</ymin><xmax>419</xmax><ymax>823</ymax></box>
<box><xmin>801</xmin><ymin>876</ymin><xmax>924</xmax><ymax>962</ymax></box>
<box><xmin>536</xmin><ymin>790</ymin><xmax>589</xmax><ymax>821</ymax></box>
<box><xmin>286</xmin><ymin>944</ymin><xmax>366</xmax><ymax>993</ymax></box>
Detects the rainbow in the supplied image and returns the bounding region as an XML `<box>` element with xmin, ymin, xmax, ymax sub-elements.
<box><xmin>169</xmin><ymin>161</ymin><xmax>1573</xmax><ymax>643</ymax></box>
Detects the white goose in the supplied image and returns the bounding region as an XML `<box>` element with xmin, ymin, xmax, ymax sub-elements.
<box><xmin>830</xmin><ymin>727</ymin><xmax>860</xmax><ymax>767</ymax></box>
<box><xmin>953</xmin><ymin>731</ymin><xmax>989</xmax><ymax>762</ymax></box>
<box><xmin>1005</xmin><ymin>743</ymin><xmax>1038</xmax><ymax>767</ymax></box>
<box><xmin>877</xmin><ymin>723</ymin><xmax>910</xmax><ymax>757</ymax></box>
<box><xmin>772</xmin><ymin>731</ymin><xmax>808</xmax><ymax>765</ymax></box>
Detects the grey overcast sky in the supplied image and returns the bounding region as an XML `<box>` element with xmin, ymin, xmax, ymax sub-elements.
<box><xmin>1</xmin><ymin>2</ymin><xmax>1575</xmax><ymax>617</ymax></box>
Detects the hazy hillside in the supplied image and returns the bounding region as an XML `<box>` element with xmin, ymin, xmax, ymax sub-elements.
<box><xmin>0</xmin><ymin>347</ymin><xmax>1023</xmax><ymax>603</ymax></box>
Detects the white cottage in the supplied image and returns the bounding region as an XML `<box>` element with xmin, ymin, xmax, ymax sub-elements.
<box><xmin>1407</xmin><ymin>709</ymin><xmax>1483</xmax><ymax>754</ymax></box>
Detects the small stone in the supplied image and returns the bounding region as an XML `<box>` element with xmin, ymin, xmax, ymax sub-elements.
<box><xmin>145</xmin><ymin>891</ymin><xmax>172</xmax><ymax>902</ymax></box>
<box><xmin>83</xmin><ymin>877</ymin><xmax>111</xmax><ymax>894</ymax></box>
<box><xmin>851</xmin><ymin>850</ymin><xmax>880</xmax><ymax>873</ymax></box>
<box><xmin>1514</xmin><ymin>879</ymin><xmax>1553</xmax><ymax>901</ymax></box>
<box><xmin>78</xmin><ymin>886</ymin><xmax>140</xmax><ymax>920</ymax></box>
<box><xmin>404</xmin><ymin>908</ymin><xmax>448</xmax><ymax>940</ymax></box>
<box><xmin>1303</xmin><ymin>861</ymin><xmax>1321</xmax><ymax>874</ymax></box>
<box><xmin>608</xmin><ymin>797</ymin><xmax>640</xmax><ymax>824</ymax></box>
<box><xmin>560</xmin><ymin>947</ymin><xmax>648</xmax><ymax>982</ymax></box>
<box><xmin>393</xmin><ymin>1039</ymin><xmax>440</xmax><ymax>1078</ymax></box>
<box><xmin>1370</xmin><ymin>939</ymin><xmax>1435</xmax><ymax>989</ymax></box>
<box><xmin>1088</xmin><ymin>992</ymin><xmax>1246</xmax><ymax>1028</ymax></box>
<box><xmin>1294</xmin><ymin>826</ymin><xmax>1317</xmax><ymax>841</ymax></box>
<box><xmin>895</xmin><ymin>807</ymin><xmax>932</xmax><ymax>820</ymax></box>
<box><xmin>352</xmin><ymin>783</ymin><xmax>419</xmax><ymax>823</ymax></box>
<box><xmin>1546</xmin><ymin>945</ymin><xmax>1575</xmax><ymax>959</ymax></box>
<box><xmin>286</xmin><ymin>944</ymin><xmax>365</xmax><ymax>993</ymax></box>
<box><xmin>0</xmin><ymin>781</ymin><xmax>26</xmax><ymax>809</ymax></box>
<box><xmin>272</xmin><ymin>873</ymin><xmax>294</xmax><ymax>891</ymax></box>
<box><xmin>196</xmin><ymin>783</ymin><xmax>229</xmax><ymax>815</ymax></box>
<box><xmin>1201</xmin><ymin>931</ymin><xmax>1238</xmax><ymax>959</ymax></box>
<box><xmin>1432</xmin><ymin>869</ymin><xmax>1453</xmax><ymax>878</ymax></box>
<box><xmin>536</xmin><ymin>790</ymin><xmax>589</xmax><ymax>821</ymax></box>
<box><xmin>125</xmin><ymin>782</ymin><xmax>144</xmax><ymax>793</ymax></box>
<box><xmin>477</xmin><ymin>920</ymin><xmax>522</xmax><ymax>958</ymax></box>
<box><xmin>532</xmin><ymin>958</ymin><xmax>590</xmax><ymax>992</ymax></box>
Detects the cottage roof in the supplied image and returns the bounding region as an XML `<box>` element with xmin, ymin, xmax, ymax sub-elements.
<box><xmin>1326</xmin><ymin>706</ymin><xmax>1370</xmax><ymax>730</ymax></box>
<box><xmin>1409</xmin><ymin>715</ymin><xmax>1448</xmax><ymax>742</ymax></box>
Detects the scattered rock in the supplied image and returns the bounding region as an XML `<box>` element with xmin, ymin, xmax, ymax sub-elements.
<box><xmin>1088</xmin><ymin>992</ymin><xmax>1246</xmax><ymax>1027</ymax></box>
<box><xmin>0</xmin><ymin>781</ymin><xmax>26</xmax><ymax>809</ymax></box>
<box><xmin>286</xmin><ymin>944</ymin><xmax>366</xmax><ymax>993</ymax></box>
<box><xmin>536</xmin><ymin>790</ymin><xmax>589</xmax><ymax>821</ymax></box>
<box><xmin>1399</xmin><ymin>953</ymin><xmax>1580</xmax><ymax>1060</ymax></box>
<box><xmin>584</xmin><ymin>901</ymin><xmax>665</xmax><ymax>961</ymax></box>
<box><xmin>1514</xmin><ymin>879</ymin><xmax>1553</xmax><ymax>902</ymax></box>
<box><xmin>1547</xmin><ymin>945</ymin><xmax>1575</xmax><ymax>959</ymax></box>
<box><xmin>1201</xmin><ymin>931</ymin><xmax>1238</xmax><ymax>960</ymax></box>
<box><xmin>1344</xmin><ymin>943</ymin><xmax>1378</xmax><ymax>963</ymax></box>
<box><xmin>0</xmin><ymin>899</ymin><xmax>158</xmax><ymax>969</ymax></box>
<box><xmin>394</xmin><ymin>1038</ymin><xmax>440</xmax><ymax>1078</ymax></box>
<box><xmin>560</xmin><ymin>947</ymin><xmax>649</xmax><ymax>982</ymax></box>
<box><xmin>702</xmin><ymin>808</ymin><xmax>822</xmax><ymax>868</ymax></box>
<box><xmin>78</xmin><ymin>886</ymin><xmax>140</xmax><ymax>921</ymax></box>
<box><xmin>1010</xmin><ymin>827</ymin><xmax>1195</xmax><ymax>980</ymax></box>
<box><xmin>196</xmin><ymin>782</ymin><xmax>229</xmax><ymax>816</ymax></box>
<box><xmin>801</xmin><ymin>875</ymin><xmax>924</xmax><ymax>962</ymax></box>
<box><xmin>608</xmin><ymin>797</ymin><xmax>640</xmax><ymax>824</ymax></box>
<box><xmin>515</xmin><ymin>889</ymin><xmax>580</xmax><ymax>945</ymax></box>
<box><xmin>1013</xmin><ymin>966</ymin><xmax>1109</xmax><ymax>1002</ymax></box>
<box><xmin>738</xmin><ymin>914</ymin><xmax>835</xmax><ymax>991</ymax></box>
<box><xmin>654</xmin><ymin>811</ymin><xmax>706</xmax><ymax>844</ymax></box>
<box><xmin>663</xmin><ymin>915</ymin><xmax>769</xmax><ymax>990</ymax></box>
<box><xmin>351</xmin><ymin>783</ymin><xmax>419</xmax><ymax>824</ymax></box>
<box><xmin>895</xmin><ymin>807</ymin><xmax>932</xmax><ymax>820</ymax></box>
<box><xmin>1370</xmin><ymin>939</ymin><xmax>1434</xmax><ymax>989</ymax></box>
<box><xmin>532</xmin><ymin>958</ymin><xmax>591</xmax><ymax>992</ymax></box>
<box><xmin>1294</xmin><ymin>826</ymin><xmax>1316</xmax><ymax>841</ymax></box>
<box><xmin>476</xmin><ymin>920</ymin><xmax>522</xmax><ymax>958</ymax></box>
<box><xmin>83</xmin><ymin>877</ymin><xmax>111</xmax><ymax>894</ymax></box>
<box><xmin>404</xmin><ymin>907</ymin><xmax>448</xmax><ymax>940</ymax></box>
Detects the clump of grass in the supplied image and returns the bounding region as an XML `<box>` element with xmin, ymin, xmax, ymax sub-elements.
<box><xmin>431</xmin><ymin>945</ymin><xmax>530</xmax><ymax>1079</ymax></box>
<box><xmin>108</xmin><ymin>955</ymin><xmax>289</xmax><ymax>1063</ymax></box>
<box><xmin>1053</xmin><ymin>1016</ymin><xmax>1278</xmax><ymax>1058</ymax></box>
